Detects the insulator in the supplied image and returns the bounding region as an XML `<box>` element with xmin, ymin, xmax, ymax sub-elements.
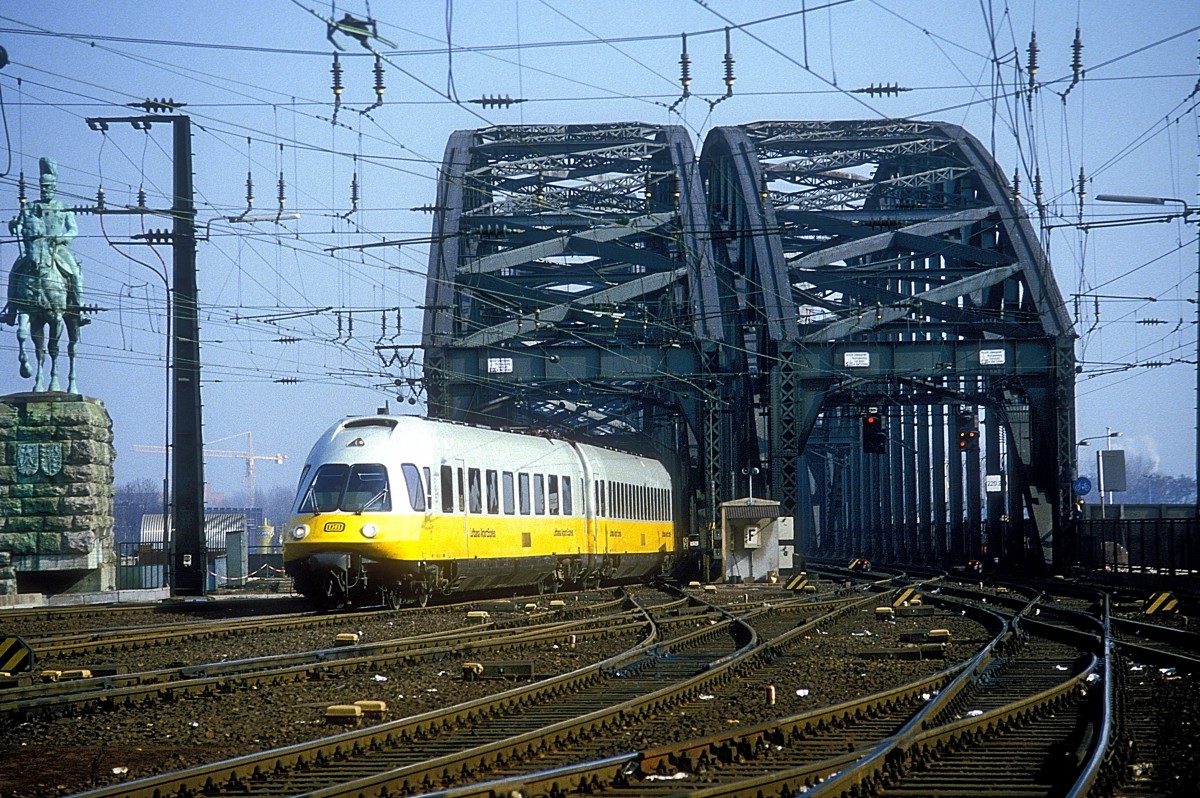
<box><xmin>373</xmin><ymin>54</ymin><xmax>385</xmax><ymax>98</ymax></box>
<box><xmin>469</xmin><ymin>95</ymin><xmax>527</xmax><ymax>108</ymax></box>
<box><xmin>17</xmin><ymin>171</ymin><xmax>25</xmax><ymax>204</ymax></box>
<box><xmin>350</xmin><ymin>172</ymin><xmax>359</xmax><ymax>210</ymax></box>
<box><xmin>760</xmin><ymin>171</ymin><xmax>769</xmax><ymax>200</ymax></box>
<box><xmin>644</xmin><ymin>172</ymin><xmax>653</xmax><ymax>201</ymax></box>
<box><xmin>536</xmin><ymin>173</ymin><xmax>545</xmax><ymax>203</ymax></box>
<box><xmin>1033</xmin><ymin>169</ymin><xmax>1044</xmax><ymax>210</ymax></box>
<box><xmin>245</xmin><ymin>170</ymin><xmax>254</xmax><ymax>208</ymax></box>
<box><xmin>331</xmin><ymin>52</ymin><xmax>344</xmax><ymax>97</ymax></box>
<box><xmin>854</xmin><ymin>83</ymin><xmax>911</xmax><ymax>97</ymax></box>
<box><xmin>95</xmin><ymin>186</ymin><xmax>106</xmax><ymax>211</ymax></box>
<box><xmin>1077</xmin><ymin>166</ymin><xmax>1086</xmax><ymax>217</ymax></box>
<box><xmin>275</xmin><ymin>377</ymin><xmax>299</xmax><ymax>384</ymax></box>
<box><xmin>672</xmin><ymin>175</ymin><xmax>681</xmax><ymax>201</ymax></box>
<box><xmin>137</xmin><ymin>185</ymin><xmax>146</xmax><ymax>208</ymax></box>
<box><xmin>1011</xmin><ymin>170</ymin><xmax>1021</xmax><ymax>200</ymax></box>
<box><xmin>1027</xmin><ymin>30</ymin><xmax>1039</xmax><ymax>85</ymax></box>
<box><xmin>277</xmin><ymin>172</ymin><xmax>286</xmax><ymax>209</ymax></box>
<box><xmin>723</xmin><ymin>27</ymin><xmax>735</xmax><ymax>94</ymax></box>
<box><xmin>1072</xmin><ymin>27</ymin><xmax>1084</xmax><ymax>83</ymax></box>
<box><xmin>679</xmin><ymin>32</ymin><xmax>692</xmax><ymax>91</ymax></box>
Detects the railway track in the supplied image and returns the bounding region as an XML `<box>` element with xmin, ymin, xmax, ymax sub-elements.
<box><xmin>63</xmin><ymin>583</ymin><xmax>976</xmax><ymax>797</ymax></box>
<box><xmin>1</xmin><ymin>595</ymin><xmax>646</xmax><ymax>723</ymax></box>
<box><xmin>8</xmin><ymin>579</ymin><xmax>1195</xmax><ymax>797</ymax></box>
<box><xmin>381</xmin><ymin>596</ymin><xmax>1095</xmax><ymax>798</ymax></box>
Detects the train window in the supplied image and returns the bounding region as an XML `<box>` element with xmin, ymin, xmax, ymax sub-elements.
<box><xmin>343</xmin><ymin>464</ymin><xmax>391</xmax><ymax>513</ymax></box>
<box><xmin>533</xmin><ymin>474</ymin><xmax>545</xmax><ymax>515</ymax></box>
<box><xmin>440</xmin><ymin>466</ymin><xmax>454</xmax><ymax>513</ymax></box>
<box><xmin>562</xmin><ymin>476</ymin><xmax>573</xmax><ymax>515</ymax></box>
<box><xmin>423</xmin><ymin>467</ymin><xmax>432</xmax><ymax>511</ymax></box>
<box><xmin>298</xmin><ymin>464</ymin><xmax>346</xmax><ymax>513</ymax></box>
<box><xmin>486</xmin><ymin>469</ymin><xmax>500</xmax><ymax>514</ymax></box>
<box><xmin>596</xmin><ymin>480</ymin><xmax>605</xmax><ymax>517</ymax></box>
<box><xmin>468</xmin><ymin>468</ymin><xmax>482</xmax><ymax>514</ymax></box>
<box><xmin>502</xmin><ymin>472</ymin><xmax>515</xmax><ymax>514</ymax></box>
<box><xmin>400</xmin><ymin>463</ymin><xmax>426</xmax><ymax>511</ymax></box>
<box><xmin>456</xmin><ymin>468</ymin><xmax>465</xmax><ymax>513</ymax></box>
<box><xmin>547</xmin><ymin>475</ymin><xmax>559</xmax><ymax>515</ymax></box>
<box><xmin>518</xmin><ymin>472</ymin><xmax>531</xmax><ymax>515</ymax></box>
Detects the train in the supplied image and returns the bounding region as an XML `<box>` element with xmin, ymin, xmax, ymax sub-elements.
<box><xmin>283</xmin><ymin>414</ymin><xmax>676</xmax><ymax>609</ymax></box>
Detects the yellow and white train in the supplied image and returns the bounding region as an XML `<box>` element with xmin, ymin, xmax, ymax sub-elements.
<box><xmin>284</xmin><ymin>414</ymin><xmax>676</xmax><ymax>608</ymax></box>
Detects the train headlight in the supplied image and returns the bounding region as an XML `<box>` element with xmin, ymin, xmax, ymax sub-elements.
<box><xmin>360</xmin><ymin>523</ymin><xmax>379</xmax><ymax>539</ymax></box>
<box><xmin>291</xmin><ymin>525</ymin><xmax>309</xmax><ymax>540</ymax></box>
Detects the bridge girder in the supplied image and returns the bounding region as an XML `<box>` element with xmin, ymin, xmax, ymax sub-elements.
<box><xmin>423</xmin><ymin>119</ymin><xmax>1078</xmax><ymax>576</ymax></box>
<box><xmin>422</xmin><ymin>124</ymin><xmax>757</xmax><ymax>560</ymax></box>
<box><xmin>701</xmin><ymin>120</ymin><xmax>1075</xmax><ymax>573</ymax></box>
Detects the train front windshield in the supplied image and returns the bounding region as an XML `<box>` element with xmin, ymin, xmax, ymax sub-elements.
<box><xmin>298</xmin><ymin>463</ymin><xmax>392</xmax><ymax>513</ymax></box>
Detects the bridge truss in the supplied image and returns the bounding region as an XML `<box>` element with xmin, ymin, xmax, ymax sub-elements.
<box><xmin>424</xmin><ymin>120</ymin><xmax>1076</xmax><ymax>574</ymax></box>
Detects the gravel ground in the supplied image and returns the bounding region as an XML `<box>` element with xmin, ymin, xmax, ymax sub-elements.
<box><xmin>0</xmin><ymin>629</ymin><xmax>636</xmax><ymax>798</ymax></box>
<box><xmin>0</xmin><ymin>592</ymin><xmax>992</xmax><ymax>798</ymax></box>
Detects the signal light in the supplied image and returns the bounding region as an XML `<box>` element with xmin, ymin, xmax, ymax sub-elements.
<box><xmin>862</xmin><ymin>413</ymin><xmax>887</xmax><ymax>454</ymax></box>
<box><xmin>956</xmin><ymin>411</ymin><xmax>979</xmax><ymax>451</ymax></box>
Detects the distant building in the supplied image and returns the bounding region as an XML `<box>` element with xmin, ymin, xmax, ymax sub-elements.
<box><xmin>138</xmin><ymin>509</ymin><xmax>256</xmax><ymax>590</ymax></box>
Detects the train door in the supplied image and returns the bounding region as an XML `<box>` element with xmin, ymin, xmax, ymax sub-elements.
<box><xmin>569</xmin><ymin>442</ymin><xmax>598</xmax><ymax>576</ymax></box>
<box><xmin>454</xmin><ymin>459</ymin><xmax>470</xmax><ymax>558</ymax></box>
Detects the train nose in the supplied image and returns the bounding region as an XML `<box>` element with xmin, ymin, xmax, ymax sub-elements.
<box><xmin>308</xmin><ymin>552</ymin><xmax>351</xmax><ymax>571</ymax></box>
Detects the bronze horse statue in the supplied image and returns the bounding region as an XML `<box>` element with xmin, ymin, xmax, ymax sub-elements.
<box><xmin>3</xmin><ymin>213</ymin><xmax>80</xmax><ymax>393</ymax></box>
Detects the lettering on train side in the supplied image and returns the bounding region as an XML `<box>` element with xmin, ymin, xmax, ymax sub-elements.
<box><xmin>553</xmin><ymin>528</ymin><xmax>573</xmax><ymax>537</ymax></box>
<box><xmin>608</xmin><ymin>529</ymin><xmax>622</xmax><ymax>537</ymax></box>
<box><xmin>469</xmin><ymin>529</ymin><xmax>497</xmax><ymax>538</ymax></box>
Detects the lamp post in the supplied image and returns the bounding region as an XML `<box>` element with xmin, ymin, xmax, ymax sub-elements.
<box><xmin>741</xmin><ymin>465</ymin><xmax>761</xmax><ymax>505</ymax></box>
<box><xmin>1077</xmin><ymin>430</ymin><xmax>1122</xmax><ymax>517</ymax></box>
<box><xmin>1097</xmin><ymin>194</ymin><xmax>1198</xmax><ymax>513</ymax></box>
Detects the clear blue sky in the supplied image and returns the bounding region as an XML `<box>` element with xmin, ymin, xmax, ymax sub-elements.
<box><xmin>0</xmin><ymin>1</ymin><xmax>1197</xmax><ymax>501</ymax></box>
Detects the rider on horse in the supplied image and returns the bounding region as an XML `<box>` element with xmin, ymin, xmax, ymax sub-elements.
<box><xmin>3</xmin><ymin>157</ymin><xmax>85</xmax><ymax>327</ymax></box>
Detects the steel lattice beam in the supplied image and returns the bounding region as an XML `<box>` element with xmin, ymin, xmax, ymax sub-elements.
<box><xmin>702</xmin><ymin>120</ymin><xmax>1075</xmax><ymax>573</ymax></box>
<box><xmin>422</xmin><ymin>124</ymin><xmax>751</xmax><ymax>563</ymax></box>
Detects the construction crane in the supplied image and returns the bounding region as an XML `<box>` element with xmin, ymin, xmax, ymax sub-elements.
<box><xmin>133</xmin><ymin>431</ymin><xmax>286</xmax><ymax>507</ymax></box>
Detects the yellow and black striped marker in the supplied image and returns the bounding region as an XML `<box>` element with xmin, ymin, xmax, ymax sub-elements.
<box><xmin>893</xmin><ymin>588</ymin><xmax>920</xmax><ymax>607</ymax></box>
<box><xmin>0</xmin><ymin>635</ymin><xmax>35</xmax><ymax>673</ymax></box>
<box><xmin>1144</xmin><ymin>592</ymin><xmax>1178</xmax><ymax>615</ymax></box>
<box><xmin>785</xmin><ymin>573</ymin><xmax>809</xmax><ymax>591</ymax></box>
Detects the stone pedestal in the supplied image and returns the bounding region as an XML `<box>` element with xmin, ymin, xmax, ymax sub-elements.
<box><xmin>0</xmin><ymin>393</ymin><xmax>116</xmax><ymax>595</ymax></box>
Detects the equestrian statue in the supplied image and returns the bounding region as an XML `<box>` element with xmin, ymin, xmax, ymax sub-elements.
<box><xmin>2</xmin><ymin>156</ymin><xmax>86</xmax><ymax>393</ymax></box>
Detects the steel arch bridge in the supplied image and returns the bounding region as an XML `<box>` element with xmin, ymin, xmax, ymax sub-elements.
<box><xmin>423</xmin><ymin>120</ymin><xmax>1076</xmax><ymax>575</ymax></box>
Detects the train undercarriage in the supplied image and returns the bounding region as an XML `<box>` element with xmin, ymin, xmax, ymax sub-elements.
<box><xmin>285</xmin><ymin>551</ymin><xmax>673</xmax><ymax>610</ymax></box>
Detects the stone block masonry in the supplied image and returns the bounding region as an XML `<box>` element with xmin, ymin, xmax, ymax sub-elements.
<box><xmin>0</xmin><ymin>392</ymin><xmax>116</xmax><ymax>595</ymax></box>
